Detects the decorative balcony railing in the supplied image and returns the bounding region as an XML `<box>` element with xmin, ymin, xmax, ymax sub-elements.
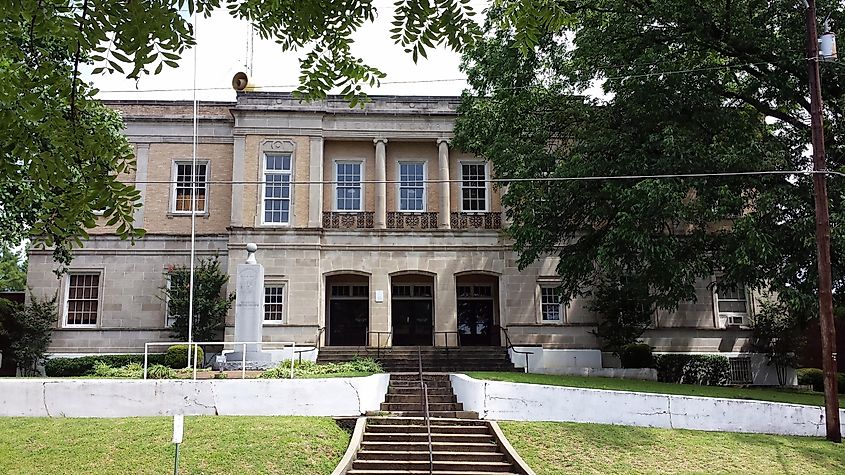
<box><xmin>387</xmin><ymin>212</ymin><xmax>439</xmax><ymax>230</ymax></box>
<box><xmin>322</xmin><ymin>211</ymin><xmax>375</xmax><ymax>229</ymax></box>
<box><xmin>450</xmin><ymin>212</ymin><xmax>502</xmax><ymax>230</ymax></box>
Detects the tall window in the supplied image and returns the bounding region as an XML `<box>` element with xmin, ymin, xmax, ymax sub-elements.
<box><xmin>716</xmin><ymin>280</ymin><xmax>749</xmax><ymax>325</ymax></box>
<box><xmin>399</xmin><ymin>162</ymin><xmax>425</xmax><ymax>211</ymax></box>
<box><xmin>263</xmin><ymin>153</ymin><xmax>292</xmax><ymax>224</ymax></box>
<box><xmin>173</xmin><ymin>161</ymin><xmax>208</xmax><ymax>213</ymax></box>
<box><xmin>65</xmin><ymin>273</ymin><xmax>100</xmax><ymax>326</ymax></box>
<box><xmin>540</xmin><ymin>286</ymin><xmax>563</xmax><ymax>322</ymax></box>
<box><xmin>264</xmin><ymin>285</ymin><xmax>285</xmax><ymax>323</ymax></box>
<box><xmin>336</xmin><ymin>161</ymin><xmax>362</xmax><ymax>211</ymax></box>
<box><xmin>461</xmin><ymin>162</ymin><xmax>487</xmax><ymax>211</ymax></box>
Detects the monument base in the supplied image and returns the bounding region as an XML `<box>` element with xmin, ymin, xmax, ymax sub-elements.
<box><xmin>219</xmin><ymin>349</ymin><xmax>296</xmax><ymax>371</ymax></box>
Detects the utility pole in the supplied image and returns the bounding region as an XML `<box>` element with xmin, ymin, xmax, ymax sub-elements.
<box><xmin>806</xmin><ymin>0</ymin><xmax>840</xmax><ymax>443</ymax></box>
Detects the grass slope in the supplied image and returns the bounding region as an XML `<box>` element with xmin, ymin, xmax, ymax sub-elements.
<box><xmin>501</xmin><ymin>421</ymin><xmax>845</xmax><ymax>474</ymax></box>
<box><xmin>465</xmin><ymin>371</ymin><xmax>845</xmax><ymax>407</ymax></box>
<box><xmin>0</xmin><ymin>416</ymin><xmax>349</xmax><ymax>475</ymax></box>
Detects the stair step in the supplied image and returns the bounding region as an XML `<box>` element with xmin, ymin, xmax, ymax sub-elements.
<box><xmin>347</xmin><ymin>471</ymin><xmax>521</xmax><ymax>475</ymax></box>
<box><xmin>356</xmin><ymin>450</ymin><xmax>506</xmax><ymax>462</ymax></box>
<box><xmin>371</xmin><ymin>410</ymin><xmax>480</xmax><ymax>419</ymax></box>
<box><xmin>366</xmin><ymin>424</ymin><xmax>490</xmax><ymax>434</ymax></box>
<box><xmin>367</xmin><ymin>417</ymin><xmax>486</xmax><ymax>426</ymax></box>
<box><xmin>385</xmin><ymin>395</ymin><xmax>458</xmax><ymax>404</ymax></box>
<box><xmin>363</xmin><ymin>433</ymin><xmax>495</xmax><ymax>443</ymax></box>
<box><xmin>352</xmin><ymin>460</ymin><xmax>514</xmax><ymax>472</ymax></box>
<box><xmin>361</xmin><ymin>441</ymin><xmax>499</xmax><ymax>452</ymax></box>
<box><xmin>381</xmin><ymin>402</ymin><xmax>464</xmax><ymax>412</ymax></box>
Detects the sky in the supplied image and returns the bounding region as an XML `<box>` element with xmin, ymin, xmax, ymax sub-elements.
<box><xmin>89</xmin><ymin>2</ymin><xmax>489</xmax><ymax>102</ymax></box>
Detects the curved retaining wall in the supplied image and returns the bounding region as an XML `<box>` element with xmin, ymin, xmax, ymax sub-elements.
<box><xmin>450</xmin><ymin>374</ymin><xmax>845</xmax><ymax>437</ymax></box>
<box><xmin>0</xmin><ymin>374</ymin><xmax>390</xmax><ymax>417</ymax></box>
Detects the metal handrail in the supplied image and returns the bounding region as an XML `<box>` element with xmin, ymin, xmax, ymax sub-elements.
<box><xmin>433</xmin><ymin>330</ymin><xmax>460</xmax><ymax>348</ymax></box>
<box><xmin>497</xmin><ymin>326</ymin><xmax>531</xmax><ymax>373</ymax></box>
<box><xmin>367</xmin><ymin>330</ymin><xmax>392</xmax><ymax>359</ymax></box>
<box><xmin>294</xmin><ymin>326</ymin><xmax>325</xmax><ymax>363</ymax></box>
<box><xmin>418</xmin><ymin>346</ymin><xmax>433</xmax><ymax>475</ymax></box>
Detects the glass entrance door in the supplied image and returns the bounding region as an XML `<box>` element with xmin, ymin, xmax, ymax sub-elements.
<box><xmin>327</xmin><ymin>282</ymin><xmax>368</xmax><ymax>346</ymax></box>
<box><xmin>391</xmin><ymin>283</ymin><xmax>433</xmax><ymax>346</ymax></box>
<box><xmin>457</xmin><ymin>283</ymin><xmax>501</xmax><ymax>346</ymax></box>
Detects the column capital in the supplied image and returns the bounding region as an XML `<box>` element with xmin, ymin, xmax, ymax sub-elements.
<box><xmin>373</xmin><ymin>138</ymin><xmax>389</xmax><ymax>145</ymax></box>
<box><xmin>436</xmin><ymin>137</ymin><xmax>451</xmax><ymax>147</ymax></box>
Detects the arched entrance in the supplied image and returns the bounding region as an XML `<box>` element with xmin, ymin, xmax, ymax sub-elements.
<box><xmin>391</xmin><ymin>273</ymin><xmax>435</xmax><ymax>346</ymax></box>
<box><xmin>326</xmin><ymin>273</ymin><xmax>369</xmax><ymax>346</ymax></box>
<box><xmin>456</xmin><ymin>273</ymin><xmax>501</xmax><ymax>346</ymax></box>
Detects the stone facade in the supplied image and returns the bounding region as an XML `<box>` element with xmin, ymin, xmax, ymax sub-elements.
<box><xmin>27</xmin><ymin>93</ymin><xmax>757</xmax><ymax>372</ymax></box>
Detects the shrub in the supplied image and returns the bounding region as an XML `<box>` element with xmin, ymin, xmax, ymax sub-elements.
<box><xmin>164</xmin><ymin>258</ymin><xmax>234</xmax><ymax>343</ymax></box>
<box><xmin>44</xmin><ymin>354</ymin><xmax>167</xmax><ymax>377</ymax></box>
<box><xmin>619</xmin><ymin>343</ymin><xmax>655</xmax><ymax>368</ymax></box>
<box><xmin>9</xmin><ymin>293</ymin><xmax>56</xmax><ymax>375</ymax></box>
<box><xmin>165</xmin><ymin>345</ymin><xmax>204</xmax><ymax>369</ymax></box>
<box><xmin>91</xmin><ymin>362</ymin><xmax>143</xmax><ymax>378</ymax></box>
<box><xmin>147</xmin><ymin>364</ymin><xmax>176</xmax><ymax>379</ymax></box>
<box><xmin>797</xmin><ymin>368</ymin><xmax>845</xmax><ymax>393</ymax></box>
<box><xmin>655</xmin><ymin>354</ymin><xmax>730</xmax><ymax>386</ymax></box>
<box><xmin>260</xmin><ymin>358</ymin><xmax>383</xmax><ymax>379</ymax></box>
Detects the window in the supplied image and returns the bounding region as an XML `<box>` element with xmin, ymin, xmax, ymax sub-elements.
<box><xmin>716</xmin><ymin>280</ymin><xmax>749</xmax><ymax>326</ymax></box>
<box><xmin>399</xmin><ymin>162</ymin><xmax>425</xmax><ymax>211</ymax></box>
<box><xmin>461</xmin><ymin>162</ymin><xmax>487</xmax><ymax>211</ymax></box>
<box><xmin>65</xmin><ymin>273</ymin><xmax>100</xmax><ymax>326</ymax></box>
<box><xmin>263</xmin><ymin>153</ymin><xmax>293</xmax><ymax>224</ymax></box>
<box><xmin>264</xmin><ymin>285</ymin><xmax>286</xmax><ymax>323</ymax></box>
<box><xmin>540</xmin><ymin>286</ymin><xmax>563</xmax><ymax>322</ymax></box>
<box><xmin>172</xmin><ymin>161</ymin><xmax>208</xmax><ymax>213</ymax></box>
<box><xmin>336</xmin><ymin>161</ymin><xmax>362</xmax><ymax>211</ymax></box>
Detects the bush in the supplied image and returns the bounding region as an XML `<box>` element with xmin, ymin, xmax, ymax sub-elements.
<box><xmin>44</xmin><ymin>354</ymin><xmax>167</xmax><ymax>377</ymax></box>
<box><xmin>165</xmin><ymin>345</ymin><xmax>204</xmax><ymax>369</ymax></box>
<box><xmin>147</xmin><ymin>364</ymin><xmax>176</xmax><ymax>379</ymax></box>
<box><xmin>260</xmin><ymin>357</ymin><xmax>383</xmax><ymax>379</ymax></box>
<box><xmin>91</xmin><ymin>362</ymin><xmax>143</xmax><ymax>378</ymax></box>
<box><xmin>619</xmin><ymin>343</ymin><xmax>655</xmax><ymax>368</ymax></box>
<box><xmin>797</xmin><ymin>368</ymin><xmax>845</xmax><ymax>392</ymax></box>
<box><xmin>9</xmin><ymin>293</ymin><xmax>56</xmax><ymax>375</ymax></box>
<box><xmin>655</xmin><ymin>354</ymin><xmax>730</xmax><ymax>386</ymax></box>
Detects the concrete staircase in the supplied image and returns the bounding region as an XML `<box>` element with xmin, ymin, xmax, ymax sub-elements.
<box><xmin>318</xmin><ymin>346</ymin><xmax>517</xmax><ymax>372</ymax></box>
<box><xmin>347</xmin><ymin>374</ymin><xmax>525</xmax><ymax>475</ymax></box>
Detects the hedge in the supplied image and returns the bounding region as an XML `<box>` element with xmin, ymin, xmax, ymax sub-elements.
<box><xmin>654</xmin><ymin>354</ymin><xmax>730</xmax><ymax>386</ymax></box>
<box><xmin>797</xmin><ymin>368</ymin><xmax>845</xmax><ymax>393</ymax></box>
<box><xmin>165</xmin><ymin>345</ymin><xmax>204</xmax><ymax>369</ymax></box>
<box><xmin>619</xmin><ymin>343</ymin><xmax>655</xmax><ymax>368</ymax></box>
<box><xmin>45</xmin><ymin>354</ymin><xmax>168</xmax><ymax>377</ymax></box>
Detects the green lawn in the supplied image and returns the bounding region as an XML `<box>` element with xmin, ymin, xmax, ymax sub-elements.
<box><xmin>0</xmin><ymin>416</ymin><xmax>349</xmax><ymax>475</ymax></box>
<box><xmin>466</xmin><ymin>371</ymin><xmax>845</xmax><ymax>407</ymax></box>
<box><xmin>501</xmin><ymin>421</ymin><xmax>845</xmax><ymax>474</ymax></box>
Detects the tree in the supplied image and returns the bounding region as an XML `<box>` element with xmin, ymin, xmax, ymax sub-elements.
<box><xmin>454</xmin><ymin>2</ymin><xmax>845</xmax><ymax>327</ymax></box>
<box><xmin>163</xmin><ymin>257</ymin><xmax>234</xmax><ymax>344</ymax></box>
<box><xmin>752</xmin><ymin>298</ymin><xmax>808</xmax><ymax>386</ymax></box>
<box><xmin>5</xmin><ymin>294</ymin><xmax>57</xmax><ymax>376</ymax></box>
<box><xmin>0</xmin><ymin>247</ymin><xmax>27</xmax><ymax>292</ymax></box>
<box><xmin>1</xmin><ymin>1</ymin><xmax>481</xmax><ymax>267</ymax></box>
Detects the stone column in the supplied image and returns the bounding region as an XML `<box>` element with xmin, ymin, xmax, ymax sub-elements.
<box><xmin>233</xmin><ymin>243</ymin><xmax>266</xmax><ymax>360</ymax></box>
<box><xmin>437</xmin><ymin>139</ymin><xmax>451</xmax><ymax>229</ymax></box>
<box><xmin>374</xmin><ymin>138</ymin><xmax>387</xmax><ymax>229</ymax></box>
<box><xmin>132</xmin><ymin>143</ymin><xmax>150</xmax><ymax>228</ymax></box>
<box><xmin>308</xmin><ymin>137</ymin><xmax>324</xmax><ymax>228</ymax></box>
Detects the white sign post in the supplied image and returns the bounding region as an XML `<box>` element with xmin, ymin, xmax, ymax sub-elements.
<box><xmin>172</xmin><ymin>415</ymin><xmax>184</xmax><ymax>474</ymax></box>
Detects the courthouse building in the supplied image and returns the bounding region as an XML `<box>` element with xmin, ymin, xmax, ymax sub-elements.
<box><xmin>25</xmin><ymin>92</ymin><xmax>777</xmax><ymax>383</ymax></box>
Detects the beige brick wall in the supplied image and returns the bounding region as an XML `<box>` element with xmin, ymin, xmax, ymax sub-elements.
<box><xmin>138</xmin><ymin>143</ymin><xmax>233</xmax><ymax>234</ymax></box>
<box><xmin>385</xmin><ymin>141</ymin><xmax>440</xmax><ymax>212</ymax></box>
<box><xmin>243</xmin><ymin>135</ymin><xmax>312</xmax><ymax>227</ymax></box>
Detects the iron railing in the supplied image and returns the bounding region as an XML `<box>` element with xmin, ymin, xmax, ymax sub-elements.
<box><xmin>418</xmin><ymin>346</ymin><xmax>434</xmax><ymax>475</ymax></box>
<box><xmin>294</xmin><ymin>326</ymin><xmax>325</xmax><ymax>363</ymax></box>
<box><xmin>367</xmin><ymin>330</ymin><xmax>393</xmax><ymax>359</ymax></box>
<box><xmin>433</xmin><ymin>330</ymin><xmax>460</xmax><ymax>348</ymax></box>
<box><xmin>497</xmin><ymin>326</ymin><xmax>531</xmax><ymax>373</ymax></box>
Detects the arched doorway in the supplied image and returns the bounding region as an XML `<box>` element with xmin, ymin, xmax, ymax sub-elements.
<box><xmin>326</xmin><ymin>273</ymin><xmax>369</xmax><ymax>346</ymax></box>
<box><xmin>391</xmin><ymin>273</ymin><xmax>435</xmax><ymax>346</ymax></box>
<box><xmin>456</xmin><ymin>273</ymin><xmax>501</xmax><ymax>346</ymax></box>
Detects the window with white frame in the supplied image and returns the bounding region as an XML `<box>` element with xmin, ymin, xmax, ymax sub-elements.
<box><xmin>264</xmin><ymin>285</ymin><xmax>286</xmax><ymax>323</ymax></box>
<box><xmin>172</xmin><ymin>161</ymin><xmax>208</xmax><ymax>213</ymax></box>
<box><xmin>336</xmin><ymin>161</ymin><xmax>362</xmax><ymax>211</ymax></box>
<box><xmin>399</xmin><ymin>162</ymin><xmax>425</xmax><ymax>211</ymax></box>
<box><xmin>263</xmin><ymin>153</ymin><xmax>293</xmax><ymax>224</ymax></box>
<box><xmin>65</xmin><ymin>273</ymin><xmax>100</xmax><ymax>326</ymax></box>
<box><xmin>540</xmin><ymin>286</ymin><xmax>563</xmax><ymax>322</ymax></box>
<box><xmin>716</xmin><ymin>279</ymin><xmax>749</xmax><ymax>326</ymax></box>
<box><xmin>461</xmin><ymin>162</ymin><xmax>487</xmax><ymax>211</ymax></box>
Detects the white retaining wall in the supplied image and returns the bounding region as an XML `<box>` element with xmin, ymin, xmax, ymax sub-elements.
<box><xmin>0</xmin><ymin>374</ymin><xmax>390</xmax><ymax>418</ymax></box>
<box><xmin>450</xmin><ymin>374</ymin><xmax>844</xmax><ymax>437</ymax></box>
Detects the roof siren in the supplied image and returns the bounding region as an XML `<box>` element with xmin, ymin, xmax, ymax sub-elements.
<box><xmin>820</xmin><ymin>16</ymin><xmax>837</xmax><ymax>62</ymax></box>
<box><xmin>231</xmin><ymin>72</ymin><xmax>256</xmax><ymax>91</ymax></box>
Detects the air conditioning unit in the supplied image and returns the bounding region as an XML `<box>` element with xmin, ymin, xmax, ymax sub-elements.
<box><xmin>721</xmin><ymin>313</ymin><xmax>747</xmax><ymax>327</ymax></box>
